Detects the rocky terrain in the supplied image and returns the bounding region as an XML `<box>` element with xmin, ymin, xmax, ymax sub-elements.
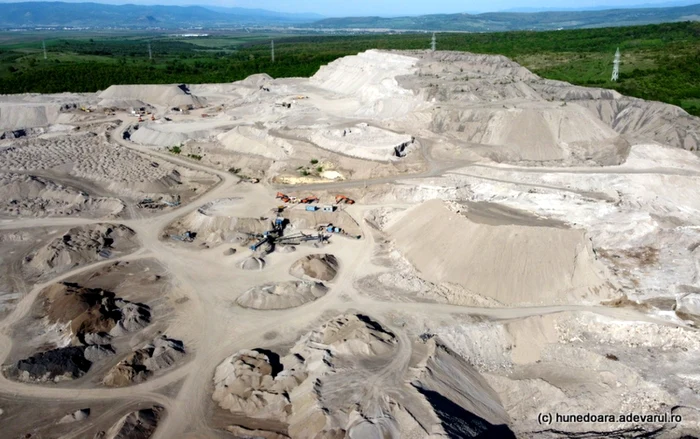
<box><xmin>236</xmin><ymin>281</ymin><xmax>329</xmax><ymax>310</ymax></box>
<box><xmin>0</xmin><ymin>49</ymin><xmax>698</xmax><ymax>438</ymax></box>
<box><xmin>104</xmin><ymin>336</ymin><xmax>185</xmax><ymax>387</ymax></box>
<box><xmin>289</xmin><ymin>253</ymin><xmax>339</xmax><ymax>282</ymax></box>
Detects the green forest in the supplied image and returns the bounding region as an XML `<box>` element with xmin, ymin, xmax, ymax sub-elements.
<box><xmin>1</xmin><ymin>21</ymin><xmax>699</xmax><ymax>116</ymax></box>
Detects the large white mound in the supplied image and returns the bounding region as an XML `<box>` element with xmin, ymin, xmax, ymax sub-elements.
<box><xmin>189</xmin><ymin>74</ymin><xmax>273</xmax><ymax>100</ymax></box>
<box><xmin>432</xmin><ymin>104</ymin><xmax>627</xmax><ymax>163</ymax></box>
<box><xmin>308</xmin><ymin>124</ymin><xmax>414</xmax><ymax>161</ymax></box>
<box><xmin>311</xmin><ymin>50</ymin><xmax>421</xmax><ymax>118</ymax></box>
<box><xmin>166</xmin><ymin>200</ymin><xmax>270</xmax><ymax>245</ymax></box>
<box><xmin>289</xmin><ymin>254</ymin><xmax>339</xmax><ymax>282</ymax></box>
<box><xmin>0</xmin><ymin>173</ymin><xmax>124</xmax><ymax>218</ymax></box>
<box><xmin>531</xmin><ymin>79</ymin><xmax>700</xmax><ymax>152</ymax></box>
<box><xmin>217</xmin><ymin>125</ymin><xmax>294</xmax><ymax>160</ymax></box>
<box><xmin>387</xmin><ymin>200</ymin><xmax>612</xmax><ymax>305</ymax></box>
<box><xmin>312</xmin><ymin>50</ymin><xmax>417</xmax><ymax>97</ymax></box>
<box><xmin>98</xmin><ymin>84</ymin><xmax>205</xmax><ymax>108</ymax></box>
<box><xmin>583</xmin><ymin>99</ymin><xmax>700</xmax><ymax>152</ymax></box>
<box><xmin>236</xmin><ymin>281</ymin><xmax>328</xmax><ymax>310</ymax></box>
<box><xmin>0</xmin><ymin>103</ymin><xmax>62</xmax><ymax>131</ymax></box>
<box><xmin>129</xmin><ymin>120</ymin><xmax>232</xmax><ymax>147</ymax></box>
<box><xmin>430</xmin><ymin>51</ymin><xmax>537</xmax><ymax>80</ymax></box>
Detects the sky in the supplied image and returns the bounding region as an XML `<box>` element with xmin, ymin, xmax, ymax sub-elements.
<box><xmin>0</xmin><ymin>0</ymin><xmax>695</xmax><ymax>16</ymax></box>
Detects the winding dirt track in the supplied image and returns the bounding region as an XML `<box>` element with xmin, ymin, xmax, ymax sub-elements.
<box><xmin>0</xmin><ymin>118</ymin><xmax>682</xmax><ymax>438</ymax></box>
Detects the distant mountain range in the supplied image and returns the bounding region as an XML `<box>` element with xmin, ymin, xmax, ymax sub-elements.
<box><xmin>500</xmin><ymin>0</ymin><xmax>699</xmax><ymax>13</ymax></box>
<box><xmin>0</xmin><ymin>2</ymin><xmax>322</xmax><ymax>28</ymax></box>
<box><xmin>309</xmin><ymin>4</ymin><xmax>700</xmax><ymax>31</ymax></box>
<box><xmin>0</xmin><ymin>1</ymin><xmax>697</xmax><ymax>30</ymax></box>
<box><xmin>199</xmin><ymin>6</ymin><xmax>322</xmax><ymax>22</ymax></box>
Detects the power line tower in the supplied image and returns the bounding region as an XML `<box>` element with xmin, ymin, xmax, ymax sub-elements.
<box><xmin>431</xmin><ymin>33</ymin><xmax>436</xmax><ymax>52</ymax></box>
<box><xmin>611</xmin><ymin>47</ymin><xmax>620</xmax><ymax>82</ymax></box>
<box><xmin>148</xmin><ymin>42</ymin><xmax>153</xmax><ymax>61</ymax></box>
<box><xmin>42</xmin><ymin>40</ymin><xmax>47</xmax><ymax>60</ymax></box>
<box><xmin>271</xmin><ymin>39</ymin><xmax>275</xmax><ymax>63</ymax></box>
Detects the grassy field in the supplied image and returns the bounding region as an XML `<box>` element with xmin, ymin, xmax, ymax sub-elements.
<box><xmin>0</xmin><ymin>22</ymin><xmax>698</xmax><ymax>116</ymax></box>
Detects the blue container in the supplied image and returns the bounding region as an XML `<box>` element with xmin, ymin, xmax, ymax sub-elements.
<box><xmin>306</xmin><ymin>206</ymin><xmax>318</xmax><ymax>212</ymax></box>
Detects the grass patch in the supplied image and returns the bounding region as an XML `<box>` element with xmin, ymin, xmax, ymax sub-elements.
<box><xmin>0</xmin><ymin>22</ymin><xmax>698</xmax><ymax>115</ymax></box>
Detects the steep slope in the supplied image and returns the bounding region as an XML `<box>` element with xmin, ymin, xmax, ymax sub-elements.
<box><xmin>387</xmin><ymin>200</ymin><xmax>612</xmax><ymax>305</ymax></box>
<box><xmin>532</xmin><ymin>79</ymin><xmax>700</xmax><ymax>151</ymax></box>
<box><xmin>212</xmin><ymin>313</ymin><xmax>513</xmax><ymax>438</ymax></box>
<box><xmin>98</xmin><ymin>84</ymin><xmax>205</xmax><ymax>109</ymax></box>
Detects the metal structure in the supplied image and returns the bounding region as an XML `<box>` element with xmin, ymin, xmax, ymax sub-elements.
<box><xmin>611</xmin><ymin>47</ymin><xmax>620</xmax><ymax>82</ymax></box>
<box><xmin>317</xmin><ymin>223</ymin><xmax>361</xmax><ymax>239</ymax></box>
<box><xmin>171</xmin><ymin>231</ymin><xmax>196</xmax><ymax>242</ymax></box>
<box><xmin>148</xmin><ymin>42</ymin><xmax>153</xmax><ymax>61</ymax></box>
<box><xmin>247</xmin><ymin>218</ymin><xmax>328</xmax><ymax>251</ymax></box>
<box><xmin>42</xmin><ymin>40</ymin><xmax>47</xmax><ymax>60</ymax></box>
<box><xmin>431</xmin><ymin>33</ymin><xmax>436</xmax><ymax>52</ymax></box>
<box><xmin>271</xmin><ymin>39</ymin><xmax>275</xmax><ymax>63</ymax></box>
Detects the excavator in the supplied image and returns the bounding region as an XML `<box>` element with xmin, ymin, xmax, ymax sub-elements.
<box><xmin>299</xmin><ymin>196</ymin><xmax>319</xmax><ymax>204</ymax></box>
<box><xmin>335</xmin><ymin>195</ymin><xmax>355</xmax><ymax>205</ymax></box>
<box><xmin>276</xmin><ymin>192</ymin><xmax>291</xmax><ymax>203</ymax></box>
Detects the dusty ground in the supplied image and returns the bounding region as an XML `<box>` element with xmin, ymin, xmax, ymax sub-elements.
<box><xmin>0</xmin><ymin>49</ymin><xmax>699</xmax><ymax>438</ymax></box>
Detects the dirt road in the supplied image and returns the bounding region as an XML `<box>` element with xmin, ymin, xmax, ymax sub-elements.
<box><xmin>0</xmin><ymin>117</ymin><xmax>687</xmax><ymax>438</ymax></box>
